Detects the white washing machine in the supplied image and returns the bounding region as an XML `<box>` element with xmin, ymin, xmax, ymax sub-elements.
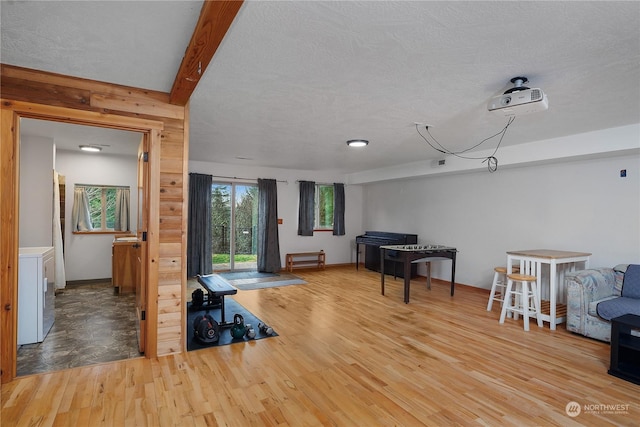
<box><xmin>18</xmin><ymin>247</ymin><xmax>55</xmax><ymax>345</ymax></box>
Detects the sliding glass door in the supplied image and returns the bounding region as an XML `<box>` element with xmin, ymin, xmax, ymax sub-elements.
<box><xmin>211</xmin><ymin>182</ymin><xmax>258</xmax><ymax>271</ymax></box>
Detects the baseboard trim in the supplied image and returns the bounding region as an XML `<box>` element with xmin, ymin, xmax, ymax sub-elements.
<box><xmin>65</xmin><ymin>278</ymin><xmax>112</xmax><ymax>286</ymax></box>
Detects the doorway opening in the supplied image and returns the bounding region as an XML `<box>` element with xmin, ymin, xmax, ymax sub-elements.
<box><xmin>16</xmin><ymin>118</ymin><xmax>144</xmax><ymax>376</ymax></box>
<box><xmin>211</xmin><ymin>182</ymin><xmax>258</xmax><ymax>272</ymax></box>
<box><xmin>1</xmin><ymin>101</ymin><xmax>161</xmax><ymax>384</ymax></box>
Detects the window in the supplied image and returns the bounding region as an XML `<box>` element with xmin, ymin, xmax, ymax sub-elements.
<box><xmin>298</xmin><ymin>181</ymin><xmax>344</xmax><ymax>236</ymax></box>
<box><xmin>315</xmin><ymin>184</ymin><xmax>334</xmax><ymax>230</ymax></box>
<box><xmin>73</xmin><ymin>184</ymin><xmax>130</xmax><ymax>233</ymax></box>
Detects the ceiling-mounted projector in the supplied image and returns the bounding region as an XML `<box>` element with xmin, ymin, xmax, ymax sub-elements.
<box><xmin>488</xmin><ymin>76</ymin><xmax>548</xmax><ymax>116</ymax></box>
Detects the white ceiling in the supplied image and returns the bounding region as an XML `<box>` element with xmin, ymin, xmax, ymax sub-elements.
<box><xmin>3</xmin><ymin>1</ymin><xmax>639</xmax><ymax>173</ymax></box>
<box><xmin>19</xmin><ymin>118</ymin><xmax>143</xmax><ymax>156</ymax></box>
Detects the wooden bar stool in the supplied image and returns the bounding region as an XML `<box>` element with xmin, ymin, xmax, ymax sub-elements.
<box><xmin>486</xmin><ymin>266</ymin><xmax>519</xmax><ymax>311</ymax></box>
<box><xmin>499</xmin><ymin>273</ymin><xmax>543</xmax><ymax>331</ymax></box>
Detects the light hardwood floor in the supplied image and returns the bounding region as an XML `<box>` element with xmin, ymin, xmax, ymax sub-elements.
<box><xmin>2</xmin><ymin>266</ymin><xmax>638</xmax><ymax>426</ymax></box>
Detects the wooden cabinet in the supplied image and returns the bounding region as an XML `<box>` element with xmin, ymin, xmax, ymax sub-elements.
<box><xmin>112</xmin><ymin>237</ymin><xmax>140</xmax><ymax>294</ymax></box>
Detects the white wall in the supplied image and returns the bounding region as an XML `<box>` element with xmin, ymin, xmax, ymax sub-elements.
<box><xmin>190</xmin><ymin>125</ymin><xmax>639</xmax><ymax>279</ymax></box>
<box><xmin>19</xmin><ymin>135</ymin><xmax>54</xmax><ymax>247</ymax></box>
<box><xmin>56</xmin><ymin>150</ymin><xmax>138</xmax><ymax>281</ymax></box>
<box><xmin>361</xmin><ymin>153</ymin><xmax>640</xmax><ymax>289</ymax></box>
<box><xmin>189</xmin><ymin>161</ymin><xmax>364</xmax><ymax>267</ymax></box>
<box><xmin>348</xmin><ymin>124</ymin><xmax>640</xmax><ymax>184</ymax></box>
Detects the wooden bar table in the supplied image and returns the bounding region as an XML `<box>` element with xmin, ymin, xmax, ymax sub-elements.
<box><xmin>506</xmin><ymin>249</ymin><xmax>591</xmax><ymax>330</ymax></box>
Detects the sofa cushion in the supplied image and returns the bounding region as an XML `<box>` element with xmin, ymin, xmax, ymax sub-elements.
<box><xmin>596</xmin><ymin>265</ymin><xmax>640</xmax><ymax>320</ymax></box>
<box><xmin>589</xmin><ymin>296</ymin><xmax>620</xmax><ymax>317</ymax></box>
<box><xmin>621</xmin><ymin>264</ymin><xmax>640</xmax><ymax>299</ymax></box>
<box><xmin>596</xmin><ymin>297</ymin><xmax>640</xmax><ymax>320</ymax></box>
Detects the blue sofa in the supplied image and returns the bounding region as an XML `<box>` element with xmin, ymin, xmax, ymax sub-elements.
<box><xmin>565</xmin><ymin>264</ymin><xmax>640</xmax><ymax>342</ymax></box>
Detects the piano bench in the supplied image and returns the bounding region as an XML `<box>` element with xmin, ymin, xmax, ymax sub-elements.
<box><xmin>286</xmin><ymin>251</ymin><xmax>326</xmax><ymax>272</ymax></box>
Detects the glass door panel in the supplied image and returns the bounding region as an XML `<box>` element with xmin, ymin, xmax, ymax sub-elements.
<box><xmin>211</xmin><ymin>183</ymin><xmax>257</xmax><ymax>271</ymax></box>
<box><xmin>233</xmin><ymin>185</ymin><xmax>258</xmax><ymax>271</ymax></box>
<box><xmin>211</xmin><ymin>184</ymin><xmax>231</xmax><ymax>271</ymax></box>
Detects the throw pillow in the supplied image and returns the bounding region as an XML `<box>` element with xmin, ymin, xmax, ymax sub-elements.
<box><xmin>613</xmin><ymin>264</ymin><xmax>629</xmax><ymax>295</ymax></box>
<box><xmin>621</xmin><ymin>264</ymin><xmax>640</xmax><ymax>299</ymax></box>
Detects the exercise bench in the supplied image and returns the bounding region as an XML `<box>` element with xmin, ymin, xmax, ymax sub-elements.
<box><xmin>196</xmin><ymin>274</ymin><xmax>238</xmax><ymax>327</ymax></box>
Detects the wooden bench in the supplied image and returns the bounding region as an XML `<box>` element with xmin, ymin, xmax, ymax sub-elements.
<box><xmin>285</xmin><ymin>251</ymin><xmax>326</xmax><ymax>272</ymax></box>
<box><xmin>196</xmin><ymin>274</ymin><xmax>238</xmax><ymax>327</ymax></box>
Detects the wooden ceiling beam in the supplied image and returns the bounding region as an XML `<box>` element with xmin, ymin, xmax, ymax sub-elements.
<box><xmin>170</xmin><ymin>0</ymin><xmax>244</xmax><ymax>105</ymax></box>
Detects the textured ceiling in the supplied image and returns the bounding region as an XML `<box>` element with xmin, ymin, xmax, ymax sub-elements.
<box><xmin>1</xmin><ymin>0</ymin><xmax>202</xmax><ymax>91</ymax></box>
<box><xmin>4</xmin><ymin>1</ymin><xmax>640</xmax><ymax>173</ymax></box>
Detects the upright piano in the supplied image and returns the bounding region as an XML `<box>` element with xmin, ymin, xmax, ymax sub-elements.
<box><xmin>355</xmin><ymin>231</ymin><xmax>418</xmax><ymax>278</ymax></box>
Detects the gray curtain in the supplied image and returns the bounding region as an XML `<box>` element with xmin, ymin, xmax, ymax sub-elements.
<box><xmin>297</xmin><ymin>180</ymin><xmax>315</xmax><ymax>236</ymax></box>
<box><xmin>333</xmin><ymin>183</ymin><xmax>345</xmax><ymax>235</ymax></box>
<box><xmin>257</xmin><ymin>178</ymin><xmax>281</xmax><ymax>273</ymax></box>
<box><xmin>114</xmin><ymin>188</ymin><xmax>130</xmax><ymax>231</ymax></box>
<box><xmin>71</xmin><ymin>186</ymin><xmax>93</xmax><ymax>231</ymax></box>
<box><xmin>53</xmin><ymin>171</ymin><xmax>66</xmax><ymax>289</ymax></box>
<box><xmin>187</xmin><ymin>173</ymin><xmax>213</xmax><ymax>277</ymax></box>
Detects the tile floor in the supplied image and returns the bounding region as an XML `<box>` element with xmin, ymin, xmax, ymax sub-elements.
<box><xmin>17</xmin><ymin>279</ymin><xmax>141</xmax><ymax>376</ymax></box>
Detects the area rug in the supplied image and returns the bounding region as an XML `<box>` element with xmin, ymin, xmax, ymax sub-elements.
<box><xmin>187</xmin><ymin>298</ymin><xmax>277</xmax><ymax>351</ymax></box>
<box><xmin>218</xmin><ymin>271</ymin><xmax>307</xmax><ymax>291</ymax></box>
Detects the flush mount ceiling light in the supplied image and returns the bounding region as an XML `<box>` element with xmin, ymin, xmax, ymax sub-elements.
<box><xmin>346</xmin><ymin>139</ymin><xmax>369</xmax><ymax>147</ymax></box>
<box><xmin>79</xmin><ymin>145</ymin><xmax>102</xmax><ymax>152</ymax></box>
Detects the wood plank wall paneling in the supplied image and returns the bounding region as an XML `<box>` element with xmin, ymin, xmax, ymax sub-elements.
<box><xmin>160</xmin><ymin>140</ymin><xmax>185</xmax><ymax>159</ymax></box>
<box><xmin>159</xmin><ymin>257</ymin><xmax>182</xmax><ymax>273</ymax></box>
<box><xmin>159</xmin><ymin>201</ymin><xmax>183</xmax><ymax>217</ymax></box>
<box><xmin>158</xmin><ymin>285</ymin><xmax>182</xmax><ymax>301</ymax></box>
<box><xmin>160</xmin><ymin>216</ymin><xmax>182</xmax><ymax>239</ymax></box>
<box><xmin>90</xmin><ymin>93</ymin><xmax>185</xmax><ymax>120</ymax></box>
<box><xmin>0</xmin><ymin>108</ymin><xmax>19</xmax><ymax>382</ymax></box>
<box><xmin>159</xmin><ymin>242</ymin><xmax>183</xmax><ymax>257</ymax></box>
<box><xmin>160</xmin><ymin>173</ymin><xmax>184</xmax><ymax>201</ymax></box>
<box><xmin>1</xmin><ymin>76</ymin><xmax>92</xmax><ymax>109</ymax></box>
<box><xmin>158</xmin><ymin>272</ymin><xmax>183</xmax><ymax>287</ymax></box>
<box><xmin>0</xmin><ymin>65</ymin><xmax>189</xmax><ymax>383</ymax></box>
<box><xmin>1</xmin><ymin>65</ymin><xmax>171</xmax><ymax>102</ymax></box>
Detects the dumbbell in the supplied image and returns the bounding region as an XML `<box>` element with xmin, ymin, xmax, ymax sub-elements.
<box><xmin>258</xmin><ymin>322</ymin><xmax>273</xmax><ymax>336</ymax></box>
<box><xmin>245</xmin><ymin>324</ymin><xmax>256</xmax><ymax>339</ymax></box>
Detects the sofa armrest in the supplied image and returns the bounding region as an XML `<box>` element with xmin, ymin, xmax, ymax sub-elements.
<box><xmin>566</xmin><ymin>268</ymin><xmax>617</xmax><ymax>335</ymax></box>
<box><xmin>566</xmin><ymin>268</ymin><xmax>617</xmax><ymax>302</ymax></box>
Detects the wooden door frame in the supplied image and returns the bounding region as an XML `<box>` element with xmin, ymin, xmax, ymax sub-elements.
<box><xmin>0</xmin><ymin>99</ymin><xmax>162</xmax><ymax>383</ymax></box>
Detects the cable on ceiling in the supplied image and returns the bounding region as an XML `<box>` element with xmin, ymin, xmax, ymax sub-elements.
<box><xmin>415</xmin><ymin>116</ymin><xmax>515</xmax><ymax>173</ymax></box>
